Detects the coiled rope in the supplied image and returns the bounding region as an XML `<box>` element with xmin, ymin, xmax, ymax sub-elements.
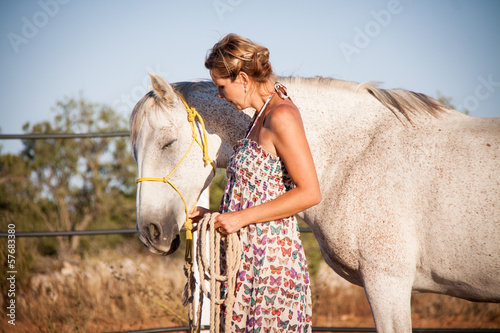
<box><xmin>183</xmin><ymin>212</ymin><xmax>242</xmax><ymax>333</ymax></box>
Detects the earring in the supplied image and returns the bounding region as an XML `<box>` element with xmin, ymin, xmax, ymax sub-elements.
<box><xmin>244</xmin><ymin>86</ymin><xmax>247</xmax><ymax>93</ymax></box>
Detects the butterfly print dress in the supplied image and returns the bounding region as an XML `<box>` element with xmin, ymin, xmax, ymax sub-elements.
<box><xmin>220</xmin><ymin>138</ymin><xmax>312</xmax><ymax>333</ymax></box>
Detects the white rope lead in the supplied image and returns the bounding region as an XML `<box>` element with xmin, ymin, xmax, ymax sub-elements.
<box><xmin>183</xmin><ymin>213</ymin><xmax>242</xmax><ymax>333</ymax></box>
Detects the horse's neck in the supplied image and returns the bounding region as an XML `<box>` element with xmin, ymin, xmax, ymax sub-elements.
<box><xmin>186</xmin><ymin>87</ymin><xmax>255</xmax><ymax>168</ymax></box>
<box><xmin>186</xmin><ymin>79</ymin><xmax>398</xmax><ymax>174</ymax></box>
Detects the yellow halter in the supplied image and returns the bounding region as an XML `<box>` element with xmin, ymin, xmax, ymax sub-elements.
<box><xmin>136</xmin><ymin>93</ymin><xmax>216</xmax><ymax>262</ymax></box>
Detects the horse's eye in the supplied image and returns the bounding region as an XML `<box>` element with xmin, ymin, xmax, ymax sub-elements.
<box><xmin>162</xmin><ymin>140</ymin><xmax>177</xmax><ymax>150</ymax></box>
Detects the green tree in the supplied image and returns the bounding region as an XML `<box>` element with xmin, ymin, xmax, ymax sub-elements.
<box><xmin>0</xmin><ymin>152</ymin><xmax>36</xmax><ymax>286</ymax></box>
<box><xmin>19</xmin><ymin>95</ymin><xmax>136</xmax><ymax>258</ymax></box>
<box><xmin>436</xmin><ymin>90</ymin><xmax>470</xmax><ymax>115</ymax></box>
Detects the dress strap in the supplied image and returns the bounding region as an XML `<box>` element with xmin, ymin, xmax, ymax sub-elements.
<box><xmin>274</xmin><ymin>82</ymin><xmax>291</xmax><ymax>101</ymax></box>
<box><xmin>244</xmin><ymin>82</ymin><xmax>291</xmax><ymax>139</ymax></box>
<box><xmin>245</xmin><ymin>90</ymin><xmax>275</xmax><ymax>139</ymax></box>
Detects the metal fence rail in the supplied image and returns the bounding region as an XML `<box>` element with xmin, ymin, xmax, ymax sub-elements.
<box><xmin>0</xmin><ymin>132</ymin><xmax>130</xmax><ymax>139</ymax></box>
<box><xmin>0</xmin><ymin>228</ymin><xmax>314</xmax><ymax>238</ymax></box>
<box><xmin>0</xmin><ymin>228</ymin><xmax>137</xmax><ymax>238</ymax></box>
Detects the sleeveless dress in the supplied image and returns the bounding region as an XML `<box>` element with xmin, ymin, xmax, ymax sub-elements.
<box><xmin>220</xmin><ymin>136</ymin><xmax>313</xmax><ymax>332</ymax></box>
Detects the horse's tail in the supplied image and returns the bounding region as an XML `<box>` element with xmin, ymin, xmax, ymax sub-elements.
<box><xmin>357</xmin><ymin>82</ymin><xmax>448</xmax><ymax>125</ymax></box>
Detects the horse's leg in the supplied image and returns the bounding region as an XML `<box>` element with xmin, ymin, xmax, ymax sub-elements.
<box><xmin>362</xmin><ymin>273</ymin><xmax>413</xmax><ymax>333</ymax></box>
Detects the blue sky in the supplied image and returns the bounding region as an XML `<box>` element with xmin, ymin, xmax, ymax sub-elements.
<box><xmin>1</xmin><ymin>0</ymin><xmax>499</xmax><ymax>154</ymax></box>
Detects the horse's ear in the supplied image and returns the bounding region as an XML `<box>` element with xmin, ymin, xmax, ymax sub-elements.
<box><xmin>149</xmin><ymin>73</ymin><xmax>175</xmax><ymax>104</ymax></box>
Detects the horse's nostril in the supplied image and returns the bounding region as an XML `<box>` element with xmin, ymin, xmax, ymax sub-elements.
<box><xmin>172</xmin><ymin>234</ymin><xmax>180</xmax><ymax>250</ymax></box>
<box><xmin>141</xmin><ymin>223</ymin><xmax>179</xmax><ymax>255</ymax></box>
<box><xmin>163</xmin><ymin>234</ymin><xmax>181</xmax><ymax>256</ymax></box>
<box><xmin>147</xmin><ymin>223</ymin><xmax>161</xmax><ymax>241</ymax></box>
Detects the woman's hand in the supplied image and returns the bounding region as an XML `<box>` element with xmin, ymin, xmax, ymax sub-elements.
<box><xmin>189</xmin><ymin>207</ymin><xmax>245</xmax><ymax>235</ymax></box>
<box><xmin>213</xmin><ymin>211</ymin><xmax>246</xmax><ymax>235</ymax></box>
<box><xmin>188</xmin><ymin>206</ymin><xmax>214</xmax><ymax>231</ymax></box>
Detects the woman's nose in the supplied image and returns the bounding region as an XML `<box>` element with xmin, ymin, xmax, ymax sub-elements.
<box><xmin>218</xmin><ymin>88</ymin><xmax>224</xmax><ymax>99</ymax></box>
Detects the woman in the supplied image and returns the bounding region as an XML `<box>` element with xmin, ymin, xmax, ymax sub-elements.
<box><xmin>189</xmin><ymin>33</ymin><xmax>321</xmax><ymax>333</ymax></box>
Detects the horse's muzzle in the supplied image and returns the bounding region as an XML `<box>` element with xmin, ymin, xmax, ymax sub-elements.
<box><xmin>137</xmin><ymin>222</ymin><xmax>181</xmax><ymax>255</ymax></box>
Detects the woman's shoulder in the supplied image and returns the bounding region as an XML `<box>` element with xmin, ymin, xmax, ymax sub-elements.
<box><xmin>266</xmin><ymin>101</ymin><xmax>302</xmax><ymax>129</ymax></box>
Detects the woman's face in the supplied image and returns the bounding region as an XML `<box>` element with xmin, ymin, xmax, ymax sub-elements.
<box><xmin>212</xmin><ymin>74</ymin><xmax>247</xmax><ymax>110</ymax></box>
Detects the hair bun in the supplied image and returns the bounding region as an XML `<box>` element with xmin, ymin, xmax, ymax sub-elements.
<box><xmin>205</xmin><ymin>34</ymin><xmax>274</xmax><ymax>85</ymax></box>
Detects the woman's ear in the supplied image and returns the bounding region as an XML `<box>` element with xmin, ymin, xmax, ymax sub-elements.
<box><xmin>238</xmin><ymin>72</ymin><xmax>250</xmax><ymax>92</ymax></box>
<box><xmin>238</xmin><ymin>72</ymin><xmax>249</xmax><ymax>85</ymax></box>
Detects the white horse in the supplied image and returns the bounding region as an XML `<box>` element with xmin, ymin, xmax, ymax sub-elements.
<box><xmin>130</xmin><ymin>73</ymin><xmax>500</xmax><ymax>332</ymax></box>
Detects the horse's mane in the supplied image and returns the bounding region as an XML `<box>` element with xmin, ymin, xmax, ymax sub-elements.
<box><xmin>282</xmin><ymin>76</ymin><xmax>447</xmax><ymax>124</ymax></box>
<box><xmin>130</xmin><ymin>77</ymin><xmax>447</xmax><ymax>150</ymax></box>
<box><xmin>359</xmin><ymin>81</ymin><xmax>446</xmax><ymax>124</ymax></box>
<box><xmin>172</xmin><ymin>80</ymin><xmax>215</xmax><ymax>95</ymax></box>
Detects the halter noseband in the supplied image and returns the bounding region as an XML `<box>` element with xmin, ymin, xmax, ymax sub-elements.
<box><xmin>136</xmin><ymin>93</ymin><xmax>216</xmax><ymax>261</ymax></box>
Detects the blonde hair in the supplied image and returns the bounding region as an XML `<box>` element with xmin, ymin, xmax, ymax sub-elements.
<box><xmin>205</xmin><ymin>34</ymin><xmax>275</xmax><ymax>87</ymax></box>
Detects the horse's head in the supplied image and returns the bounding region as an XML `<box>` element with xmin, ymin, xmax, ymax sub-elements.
<box><xmin>130</xmin><ymin>73</ymin><xmax>215</xmax><ymax>255</ymax></box>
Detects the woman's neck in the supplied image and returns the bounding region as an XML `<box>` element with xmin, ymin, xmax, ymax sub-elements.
<box><xmin>249</xmin><ymin>81</ymin><xmax>275</xmax><ymax>111</ymax></box>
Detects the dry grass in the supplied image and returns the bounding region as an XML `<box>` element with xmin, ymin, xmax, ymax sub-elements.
<box><xmin>4</xmin><ymin>243</ymin><xmax>188</xmax><ymax>333</ymax></box>
<box><xmin>2</xmin><ymin>242</ymin><xmax>499</xmax><ymax>332</ymax></box>
<box><xmin>312</xmin><ymin>262</ymin><xmax>500</xmax><ymax>328</ymax></box>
